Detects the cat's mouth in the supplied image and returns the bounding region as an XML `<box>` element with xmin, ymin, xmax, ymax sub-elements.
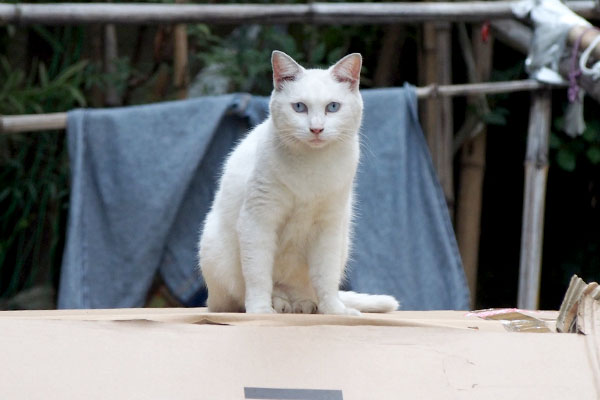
<box><xmin>308</xmin><ymin>137</ymin><xmax>327</xmax><ymax>148</ymax></box>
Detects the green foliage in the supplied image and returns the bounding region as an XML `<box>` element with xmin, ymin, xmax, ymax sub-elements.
<box><xmin>481</xmin><ymin>107</ymin><xmax>509</xmax><ymax>126</ymax></box>
<box><xmin>191</xmin><ymin>25</ymin><xmax>302</xmax><ymax>94</ymax></box>
<box><xmin>188</xmin><ymin>23</ymin><xmax>375</xmax><ymax>95</ymax></box>
<box><xmin>551</xmin><ymin>118</ymin><xmax>600</xmax><ymax>172</ymax></box>
<box><xmin>1</xmin><ymin>57</ymin><xmax>89</xmax><ymax>114</ymax></box>
<box><xmin>0</xmin><ymin>26</ymin><xmax>100</xmax><ymax>304</ymax></box>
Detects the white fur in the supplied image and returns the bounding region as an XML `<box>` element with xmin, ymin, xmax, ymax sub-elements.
<box><xmin>198</xmin><ymin>51</ymin><xmax>399</xmax><ymax>315</ymax></box>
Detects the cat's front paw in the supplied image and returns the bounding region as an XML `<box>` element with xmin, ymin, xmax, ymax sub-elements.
<box><xmin>342</xmin><ymin>307</ymin><xmax>361</xmax><ymax>316</ymax></box>
<box><xmin>318</xmin><ymin>298</ymin><xmax>361</xmax><ymax>316</ymax></box>
<box><xmin>245</xmin><ymin>304</ymin><xmax>276</xmax><ymax>314</ymax></box>
<box><xmin>272</xmin><ymin>295</ymin><xmax>292</xmax><ymax>313</ymax></box>
<box><xmin>292</xmin><ymin>299</ymin><xmax>318</xmax><ymax>314</ymax></box>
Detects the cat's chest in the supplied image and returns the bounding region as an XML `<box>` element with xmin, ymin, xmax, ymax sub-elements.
<box><xmin>276</xmin><ymin>199</ymin><xmax>341</xmax><ymax>248</ymax></box>
<box><xmin>275</xmin><ymin>145</ymin><xmax>359</xmax><ymax>197</ymax></box>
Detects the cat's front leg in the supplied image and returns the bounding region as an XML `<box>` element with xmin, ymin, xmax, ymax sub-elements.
<box><xmin>237</xmin><ymin>200</ymin><xmax>281</xmax><ymax>314</ymax></box>
<box><xmin>308</xmin><ymin>213</ymin><xmax>359</xmax><ymax>316</ymax></box>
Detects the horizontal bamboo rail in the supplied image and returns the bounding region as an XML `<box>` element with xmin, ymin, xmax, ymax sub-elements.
<box><xmin>0</xmin><ymin>1</ymin><xmax>598</xmax><ymax>25</ymax></box>
<box><xmin>2</xmin><ymin>113</ymin><xmax>68</xmax><ymax>134</ymax></box>
<box><xmin>0</xmin><ymin>79</ymin><xmax>554</xmax><ymax>134</ymax></box>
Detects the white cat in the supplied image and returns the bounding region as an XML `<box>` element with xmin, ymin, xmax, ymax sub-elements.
<box><xmin>198</xmin><ymin>51</ymin><xmax>399</xmax><ymax>315</ymax></box>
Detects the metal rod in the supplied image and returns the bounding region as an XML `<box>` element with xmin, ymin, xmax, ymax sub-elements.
<box><xmin>0</xmin><ymin>2</ymin><xmax>598</xmax><ymax>25</ymax></box>
<box><xmin>0</xmin><ymin>80</ymin><xmax>556</xmax><ymax>134</ymax></box>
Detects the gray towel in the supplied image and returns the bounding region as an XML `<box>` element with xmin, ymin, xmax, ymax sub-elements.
<box><xmin>59</xmin><ymin>86</ymin><xmax>469</xmax><ymax>310</ymax></box>
<box><xmin>351</xmin><ymin>87</ymin><xmax>469</xmax><ymax>309</ymax></box>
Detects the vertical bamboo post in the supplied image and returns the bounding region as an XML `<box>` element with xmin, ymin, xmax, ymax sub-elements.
<box><xmin>456</xmin><ymin>25</ymin><xmax>493</xmax><ymax>307</ymax></box>
<box><xmin>420</xmin><ymin>22</ymin><xmax>454</xmax><ymax>214</ymax></box>
<box><xmin>437</xmin><ymin>22</ymin><xmax>454</xmax><ymax>215</ymax></box>
<box><xmin>518</xmin><ymin>89</ymin><xmax>552</xmax><ymax>310</ymax></box>
<box><xmin>373</xmin><ymin>24</ymin><xmax>405</xmax><ymax>87</ymax></box>
<box><xmin>103</xmin><ymin>24</ymin><xmax>121</xmax><ymax>106</ymax></box>
<box><xmin>173</xmin><ymin>0</ymin><xmax>189</xmax><ymax>99</ymax></box>
<box><xmin>90</xmin><ymin>25</ymin><xmax>104</xmax><ymax>107</ymax></box>
<box><xmin>420</xmin><ymin>23</ymin><xmax>438</xmax><ymax>144</ymax></box>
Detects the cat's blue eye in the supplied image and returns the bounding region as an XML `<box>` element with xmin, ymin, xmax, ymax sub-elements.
<box><xmin>326</xmin><ymin>102</ymin><xmax>340</xmax><ymax>113</ymax></box>
<box><xmin>292</xmin><ymin>102</ymin><xmax>307</xmax><ymax>113</ymax></box>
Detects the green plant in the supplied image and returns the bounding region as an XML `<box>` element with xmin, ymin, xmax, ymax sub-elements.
<box><xmin>0</xmin><ymin>26</ymin><xmax>95</xmax><ymax>306</ymax></box>
<box><xmin>551</xmin><ymin>118</ymin><xmax>600</xmax><ymax>172</ymax></box>
<box><xmin>188</xmin><ymin>23</ymin><xmax>375</xmax><ymax>96</ymax></box>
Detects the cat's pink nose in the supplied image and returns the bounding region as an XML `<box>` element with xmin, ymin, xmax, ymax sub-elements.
<box><xmin>310</xmin><ymin>127</ymin><xmax>324</xmax><ymax>135</ymax></box>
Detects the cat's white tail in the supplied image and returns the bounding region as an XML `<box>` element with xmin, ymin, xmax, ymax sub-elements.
<box><xmin>338</xmin><ymin>291</ymin><xmax>399</xmax><ymax>313</ymax></box>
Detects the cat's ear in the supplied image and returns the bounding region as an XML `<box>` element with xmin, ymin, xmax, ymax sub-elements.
<box><xmin>272</xmin><ymin>51</ymin><xmax>303</xmax><ymax>91</ymax></box>
<box><xmin>330</xmin><ymin>53</ymin><xmax>362</xmax><ymax>90</ymax></box>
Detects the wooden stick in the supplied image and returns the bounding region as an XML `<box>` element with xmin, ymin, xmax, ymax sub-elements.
<box><xmin>490</xmin><ymin>19</ymin><xmax>531</xmax><ymax>54</ymax></box>
<box><xmin>414</xmin><ymin>79</ymin><xmax>553</xmax><ymax>97</ymax></box>
<box><xmin>373</xmin><ymin>25</ymin><xmax>405</xmax><ymax>86</ymax></box>
<box><xmin>173</xmin><ymin>0</ymin><xmax>190</xmax><ymax>100</ymax></box>
<box><xmin>518</xmin><ymin>89</ymin><xmax>552</xmax><ymax>310</ymax></box>
<box><xmin>90</xmin><ymin>24</ymin><xmax>104</xmax><ymax>107</ymax></box>
<box><xmin>420</xmin><ymin>22</ymin><xmax>441</xmax><ymax>202</ymax></box>
<box><xmin>456</xmin><ymin>24</ymin><xmax>493</xmax><ymax>308</ymax></box>
<box><xmin>0</xmin><ymin>80</ymin><xmax>555</xmax><ymax>134</ymax></box>
<box><xmin>437</xmin><ymin>22</ymin><xmax>455</xmax><ymax>213</ymax></box>
<box><xmin>0</xmin><ymin>2</ymin><xmax>598</xmax><ymax>25</ymax></box>
<box><xmin>104</xmin><ymin>23</ymin><xmax>121</xmax><ymax>106</ymax></box>
<box><xmin>453</xmin><ymin>22</ymin><xmax>490</xmax><ymax>151</ymax></box>
<box><xmin>568</xmin><ymin>25</ymin><xmax>600</xmax><ymax>61</ymax></box>
<box><xmin>0</xmin><ymin>113</ymin><xmax>68</xmax><ymax>133</ymax></box>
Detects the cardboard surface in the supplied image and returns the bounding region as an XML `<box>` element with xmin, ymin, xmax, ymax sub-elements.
<box><xmin>1</xmin><ymin>309</ymin><xmax>597</xmax><ymax>399</ymax></box>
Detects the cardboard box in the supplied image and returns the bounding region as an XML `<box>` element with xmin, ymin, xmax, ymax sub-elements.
<box><xmin>1</xmin><ymin>308</ymin><xmax>598</xmax><ymax>399</ymax></box>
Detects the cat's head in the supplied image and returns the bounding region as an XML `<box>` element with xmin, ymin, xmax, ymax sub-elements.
<box><xmin>269</xmin><ymin>51</ymin><xmax>363</xmax><ymax>149</ymax></box>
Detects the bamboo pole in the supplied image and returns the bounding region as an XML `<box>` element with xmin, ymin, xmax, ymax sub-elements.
<box><xmin>455</xmin><ymin>24</ymin><xmax>493</xmax><ymax>307</ymax></box>
<box><xmin>0</xmin><ymin>2</ymin><xmax>598</xmax><ymax>25</ymax></box>
<box><xmin>437</xmin><ymin>22</ymin><xmax>454</xmax><ymax>212</ymax></box>
<box><xmin>173</xmin><ymin>0</ymin><xmax>190</xmax><ymax>100</ymax></box>
<box><xmin>0</xmin><ymin>113</ymin><xmax>68</xmax><ymax>133</ymax></box>
<box><xmin>90</xmin><ymin>25</ymin><xmax>104</xmax><ymax>107</ymax></box>
<box><xmin>373</xmin><ymin>25</ymin><xmax>405</xmax><ymax>87</ymax></box>
<box><xmin>421</xmin><ymin>22</ymin><xmax>454</xmax><ymax>211</ymax></box>
<box><xmin>563</xmin><ymin>25</ymin><xmax>600</xmax><ymax>102</ymax></box>
<box><xmin>0</xmin><ymin>80</ymin><xmax>554</xmax><ymax>134</ymax></box>
<box><xmin>103</xmin><ymin>23</ymin><xmax>121</xmax><ymax>106</ymax></box>
<box><xmin>568</xmin><ymin>25</ymin><xmax>600</xmax><ymax>60</ymax></box>
<box><xmin>490</xmin><ymin>19</ymin><xmax>531</xmax><ymax>54</ymax></box>
<box><xmin>173</xmin><ymin>26</ymin><xmax>189</xmax><ymax>99</ymax></box>
<box><xmin>518</xmin><ymin>89</ymin><xmax>552</xmax><ymax>310</ymax></box>
<box><xmin>420</xmin><ymin>22</ymin><xmax>440</xmax><ymax>185</ymax></box>
<box><xmin>416</xmin><ymin>79</ymin><xmax>551</xmax><ymax>96</ymax></box>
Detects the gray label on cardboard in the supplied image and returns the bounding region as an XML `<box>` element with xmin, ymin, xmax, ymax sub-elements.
<box><xmin>244</xmin><ymin>387</ymin><xmax>343</xmax><ymax>400</ymax></box>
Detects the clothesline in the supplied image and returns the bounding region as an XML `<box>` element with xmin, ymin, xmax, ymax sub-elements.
<box><xmin>0</xmin><ymin>79</ymin><xmax>553</xmax><ymax>134</ymax></box>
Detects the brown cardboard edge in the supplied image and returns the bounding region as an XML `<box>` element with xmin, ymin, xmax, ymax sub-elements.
<box><xmin>0</xmin><ymin>308</ymin><xmax>558</xmax><ymax>332</ymax></box>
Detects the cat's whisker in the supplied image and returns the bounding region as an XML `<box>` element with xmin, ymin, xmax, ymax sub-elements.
<box><xmin>358</xmin><ymin>132</ymin><xmax>377</xmax><ymax>159</ymax></box>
